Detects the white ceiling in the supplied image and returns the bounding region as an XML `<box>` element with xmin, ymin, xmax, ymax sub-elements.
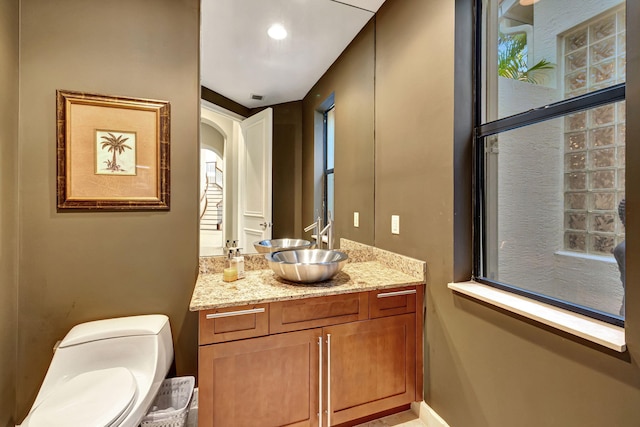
<box><xmin>201</xmin><ymin>0</ymin><xmax>386</xmax><ymax>109</ymax></box>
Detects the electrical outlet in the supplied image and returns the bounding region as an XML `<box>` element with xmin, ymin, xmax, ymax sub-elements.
<box><xmin>391</xmin><ymin>215</ymin><xmax>400</xmax><ymax>234</ymax></box>
<box><xmin>354</xmin><ymin>212</ymin><xmax>360</xmax><ymax>228</ymax></box>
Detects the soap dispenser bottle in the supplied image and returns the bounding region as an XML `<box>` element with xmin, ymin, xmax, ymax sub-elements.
<box><xmin>223</xmin><ymin>249</ymin><xmax>238</xmax><ymax>282</ymax></box>
<box><xmin>224</xmin><ymin>248</ymin><xmax>233</xmax><ymax>269</ymax></box>
<box><xmin>234</xmin><ymin>248</ymin><xmax>245</xmax><ymax>279</ymax></box>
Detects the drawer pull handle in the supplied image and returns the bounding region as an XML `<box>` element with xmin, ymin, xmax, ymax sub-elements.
<box><xmin>326</xmin><ymin>333</ymin><xmax>332</xmax><ymax>427</ymax></box>
<box><xmin>377</xmin><ymin>289</ymin><xmax>417</xmax><ymax>298</ymax></box>
<box><xmin>206</xmin><ymin>307</ymin><xmax>265</xmax><ymax>319</ymax></box>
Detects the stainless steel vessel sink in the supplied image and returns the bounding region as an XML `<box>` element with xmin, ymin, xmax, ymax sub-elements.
<box><xmin>266</xmin><ymin>249</ymin><xmax>348</xmax><ymax>283</ymax></box>
<box><xmin>253</xmin><ymin>239</ymin><xmax>314</xmax><ymax>253</ymax></box>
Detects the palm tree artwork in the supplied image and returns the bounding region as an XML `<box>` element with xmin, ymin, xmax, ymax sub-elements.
<box><xmin>97</xmin><ymin>131</ymin><xmax>136</xmax><ymax>174</ymax></box>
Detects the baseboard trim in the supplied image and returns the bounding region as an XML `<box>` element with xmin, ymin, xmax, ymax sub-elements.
<box><xmin>411</xmin><ymin>401</ymin><xmax>450</xmax><ymax>427</ymax></box>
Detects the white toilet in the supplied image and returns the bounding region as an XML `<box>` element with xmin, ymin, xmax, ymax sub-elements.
<box><xmin>18</xmin><ymin>314</ymin><xmax>174</xmax><ymax>427</ymax></box>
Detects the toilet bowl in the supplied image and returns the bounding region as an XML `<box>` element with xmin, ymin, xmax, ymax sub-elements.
<box><xmin>18</xmin><ymin>314</ymin><xmax>174</xmax><ymax>427</ymax></box>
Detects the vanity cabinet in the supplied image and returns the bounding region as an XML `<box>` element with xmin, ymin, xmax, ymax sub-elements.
<box><xmin>197</xmin><ymin>286</ymin><xmax>423</xmax><ymax>427</ymax></box>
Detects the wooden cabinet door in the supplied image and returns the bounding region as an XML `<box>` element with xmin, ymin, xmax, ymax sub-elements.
<box><xmin>324</xmin><ymin>314</ymin><xmax>416</xmax><ymax>426</ymax></box>
<box><xmin>199</xmin><ymin>328</ymin><xmax>321</xmax><ymax>427</ymax></box>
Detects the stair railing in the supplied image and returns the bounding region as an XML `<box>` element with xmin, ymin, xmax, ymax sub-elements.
<box><xmin>200</xmin><ymin>173</ymin><xmax>210</xmax><ymax>220</ymax></box>
<box><xmin>214</xmin><ymin>164</ymin><xmax>223</xmax><ymax>188</ymax></box>
<box><xmin>216</xmin><ymin>200</ymin><xmax>223</xmax><ymax>229</ymax></box>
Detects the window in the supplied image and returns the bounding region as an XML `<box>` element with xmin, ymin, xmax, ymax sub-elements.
<box><xmin>324</xmin><ymin>106</ymin><xmax>335</xmax><ymax>224</ymax></box>
<box><xmin>476</xmin><ymin>0</ymin><xmax>626</xmax><ymax>324</ymax></box>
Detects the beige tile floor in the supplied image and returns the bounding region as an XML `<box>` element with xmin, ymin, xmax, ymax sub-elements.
<box><xmin>354</xmin><ymin>410</ymin><xmax>426</xmax><ymax>427</ymax></box>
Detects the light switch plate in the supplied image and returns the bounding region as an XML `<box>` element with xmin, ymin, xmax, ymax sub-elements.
<box><xmin>354</xmin><ymin>212</ymin><xmax>359</xmax><ymax>228</ymax></box>
<box><xmin>391</xmin><ymin>215</ymin><xmax>400</xmax><ymax>234</ymax></box>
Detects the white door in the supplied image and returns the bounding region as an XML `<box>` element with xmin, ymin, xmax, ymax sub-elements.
<box><xmin>239</xmin><ymin>108</ymin><xmax>272</xmax><ymax>254</ymax></box>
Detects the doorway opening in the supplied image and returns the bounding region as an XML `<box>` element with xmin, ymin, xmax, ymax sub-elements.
<box><xmin>200</xmin><ymin>147</ymin><xmax>224</xmax><ymax>255</ymax></box>
<box><xmin>200</xmin><ymin>114</ymin><xmax>227</xmax><ymax>256</ymax></box>
<box><xmin>199</xmin><ymin>101</ymin><xmax>273</xmax><ymax>256</ymax></box>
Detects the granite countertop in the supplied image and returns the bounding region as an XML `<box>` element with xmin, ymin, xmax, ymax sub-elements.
<box><xmin>189</xmin><ymin>239</ymin><xmax>427</xmax><ymax>311</ymax></box>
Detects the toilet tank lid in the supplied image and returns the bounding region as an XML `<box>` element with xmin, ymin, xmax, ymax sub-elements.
<box><xmin>59</xmin><ymin>314</ymin><xmax>170</xmax><ymax>348</ymax></box>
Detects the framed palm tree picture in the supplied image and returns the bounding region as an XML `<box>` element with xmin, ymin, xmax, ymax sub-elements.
<box><xmin>56</xmin><ymin>90</ymin><xmax>170</xmax><ymax>210</ymax></box>
<box><xmin>95</xmin><ymin>130</ymin><xmax>137</xmax><ymax>176</ymax></box>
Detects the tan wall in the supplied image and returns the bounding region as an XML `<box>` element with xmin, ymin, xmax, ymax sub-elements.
<box><xmin>0</xmin><ymin>0</ymin><xmax>19</xmax><ymax>424</ymax></box>
<box><xmin>374</xmin><ymin>0</ymin><xmax>640</xmax><ymax>426</ymax></box>
<box><xmin>374</xmin><ymin>0</ymin><xmax>455</xmax><ymax>269</ymax></box>
<box><xmin>302</xmin><ymin>20</ymin><xmax>375</xmax><ymax>246</ymax></box>
<box><xmin>201</xmin><ymin>122</ymin><xmax>225</xmax><ymax>157</ymax></box>
<box><xmin>17</xmin><ymin>0</ymin><xmax>200</xmax><ymax>421</ymax></box>
<box><xmin>270</xmin><ymin>101</ymin><xmax>303</xmax><ymax>239</ymax></box>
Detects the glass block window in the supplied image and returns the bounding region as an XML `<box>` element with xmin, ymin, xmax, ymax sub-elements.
<box><xmin>563</xmin><ymin>8</ymin><xmax>625</xmax><ymax>255</ymax></box>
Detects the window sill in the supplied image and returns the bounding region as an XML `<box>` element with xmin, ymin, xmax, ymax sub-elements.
<box><xmin>555</xmin><ymin>250</ymin><xmax>616</xmax><ymax>264</ymax></box>
<box><xmin>448</xmin><ymin>281</ymin><xmax>626</xmax><ymax>352</ymax></box>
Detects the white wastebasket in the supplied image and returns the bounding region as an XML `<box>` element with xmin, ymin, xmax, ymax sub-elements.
<box><xmin>140</xmin><ymin>376</ymin><xmax>195</xmax><ymax>427</ymax></box>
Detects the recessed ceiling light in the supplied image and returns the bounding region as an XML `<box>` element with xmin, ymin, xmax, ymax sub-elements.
<box><xmin>519</xmin><ymin>0</ymin><xmax>540</xmax><ymax>5</ymax></box>
<box><xmin>268</xmin><ymin>23</ymin><xmax>287</xmax><ymax>40</ymax></box>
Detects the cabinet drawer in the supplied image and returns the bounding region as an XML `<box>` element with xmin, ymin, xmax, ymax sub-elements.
<box><xmin>270</xmin><ymin>292</ymin><xmax>369</xmax><ymax>333</ymax></box>
<box><xmin>199</xmin><ymin>304</ymin><xmax>269</xmax><ymax>345</ymax></box>
<box><xmin>369</xmin><ymin>287</ymin><xmax>417</xmax><ymax>319</ymax></box>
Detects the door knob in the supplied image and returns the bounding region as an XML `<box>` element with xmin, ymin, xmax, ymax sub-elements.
<box><xmin>259</xmin><ymin>221</ymin><xmax>272</xmax><ymax>230</ymax></box>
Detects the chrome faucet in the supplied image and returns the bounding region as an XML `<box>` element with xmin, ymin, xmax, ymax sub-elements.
<box><xmin>304</xmin><ymin>216</ymin><xmax>323</xmax><ymax>248</ymax></box>
<box><xmin>318</xmin><ymin>212</ymin><xmax>334</xmax><ymax>250</ymax></box>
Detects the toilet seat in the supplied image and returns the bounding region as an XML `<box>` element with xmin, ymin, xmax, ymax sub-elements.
<box><xmin>28</xmin><ymin>367</ymin><xmax>138</xmax><ymax>427</ymax></box>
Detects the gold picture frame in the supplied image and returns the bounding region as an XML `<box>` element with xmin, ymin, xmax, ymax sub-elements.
<box><xmin>56</xmin><ymin>90</ymin><xmax>170</xmax><ymax>210</ymax></box>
